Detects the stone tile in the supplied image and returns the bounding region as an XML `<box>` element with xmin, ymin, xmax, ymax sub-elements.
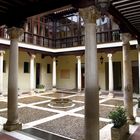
<box><xmin>42</xmin><ymin>92</ymin><xmax>70</xmax><ymax>98</ymax></box>
<box><xmin>18</xmin><ymin>96</ymin><xmax>49</xmax><ymax>104</ymax></box>
<box><xmin>0</xmin><ymin>101</ymin><xmax>7</xmax><ymax>109</ymax></box>
<box><xmin>0</xmin><ymin>107</ymin><xmax>57</xmax><ymax>124</ymax></box>
<box><xmin>35</xmin><ymin>101</ymin><xmax>84</xmax><ymax>111</ymax></box>
<box><xmin>35</xmin><ymin>115</ymin><xmax>108</xmax><ymax>140</ymax></box>
<box><xmin>69</xmin><ymin>96</ymin><xmax>84</xmax><ymax>102</ymax></box>
<box><xmin>101</xmin><ymin>99</ymin><xmax>137</xmax><ymax>106</ymax></box>
<box><xmin>69</xmin><ymin>96</ymin><xmax>102</xmax><ymax>102</ymax></box>
<box><xmin>99</xmin><ymin>105</ymin><xmax>116</xmax><ymax>118</ymax></box>
<box><xmin>75</xmin><ymin>105</ymin><xmax>116</xmax><ymax>118</ymax></box>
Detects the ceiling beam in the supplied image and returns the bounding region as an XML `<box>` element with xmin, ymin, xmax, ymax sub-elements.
<box><xmin>108</xmin><ymin>4</ymin><xmax>140</xmax><ymax>37</ymax></box>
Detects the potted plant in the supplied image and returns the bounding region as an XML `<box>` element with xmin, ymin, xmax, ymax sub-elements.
<box><xmin>35</xmin><ymin>84</ymin><xmax>46</xmax><ymax>93</ymax></box>
<box><xmin>108</xmin><ymin>106</ymin><xmax>129</xmax><ymax>140</ymax></box>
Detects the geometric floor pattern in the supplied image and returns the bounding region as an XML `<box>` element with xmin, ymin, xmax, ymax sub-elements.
<box><xmin>0</xmin><ymin>90</ymin><xmax>139</xmax><ymax>140</ymax></box>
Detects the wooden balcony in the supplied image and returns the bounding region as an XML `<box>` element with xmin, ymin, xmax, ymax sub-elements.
<box><xmin>0</xmin><ymin>28</ymin><xmax>121</xmax><ymax>48</ymax></box>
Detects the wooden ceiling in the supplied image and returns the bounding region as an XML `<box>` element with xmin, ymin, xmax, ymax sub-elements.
<box><xmin>110</xmin><ymin>0</ymin><xmax>140</xmax><ymax>38</ymax></box>
<box><xmin>0</xmin><ymin>0</ymin><xmax>76</xmax><ymax>27</ymax></box>
<box><xmin>0</xmin><ymin>0</ymin><xmax>140</xmax><ymax>38</ymax></box>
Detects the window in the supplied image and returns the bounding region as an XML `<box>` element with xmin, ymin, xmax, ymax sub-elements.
<box><xmin>3</xmin><ymin>60</ymin><xmax>6</xmax><ymax>73</ymax></box>
<box><xmin>24</xmin><ymin>62</ymin><xmax>30</xmax><ymax>73</ymax></box>
<box><xmin>47</xmin><ymin>64</ymin><xmax>51</xmax><ymax>73</ymax></box>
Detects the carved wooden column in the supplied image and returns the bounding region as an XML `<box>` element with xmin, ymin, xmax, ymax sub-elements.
<box><xmin>79</xmin><ymin>6</ymin><xmax>99</xmax><ymax>140</ymax></box>
<box><xmin>4</xmin><ymin>27</ymin><xmax>23</xmax><ymax>131</ymax></box>
<box><xmin>120</xmin><ymin>33</ymin><xmax>135</xmax><ymax>124</ymax></box>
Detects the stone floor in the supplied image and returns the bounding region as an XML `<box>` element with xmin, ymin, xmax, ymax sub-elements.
<box><xmin>0</xmin><ymin>90</ymin><xmax>139</xmax><ymax>140</ymax></box>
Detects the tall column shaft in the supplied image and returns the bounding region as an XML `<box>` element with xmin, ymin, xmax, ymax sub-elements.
<box><xmin>30</xmin><ymin>54</ymin><xmax>35</xmax><ymax>92</ymax></box>
<box><xmin>107</xmin><ymin>53</ymin><xmax>114</xmax><ymax>97</ymax></box>
<box><xmin>121</xmin><ymin>33</ymin><xmax>135</xmax><ymax>124</ymax></box>
<box><xmin>0</xmin><ymin>51</ymin><xmax>5</xmax><ymax>94</ymax></box>
<box><xmin>52</xmin><ymin>57</ymin><xmax>56</xmax><ymax>89</ymax></box>
<box><xmin>79</xmin><ymin>6</ymin><xmax>99</xmax><ymax>140</ymax></box>
<box><xmin>4</xmin><ymin>27</ymin><xmax>23</xmax><ymax>131</ymax></box>
<box><xmin>138</xmin><ymin>45</ymin><xmax>140</xmax><ymax>94</ymax></box>
<box><xmin>77</xmin><ymin>56</ymin><xmax>81</xmax><ymax>91</ymax></box>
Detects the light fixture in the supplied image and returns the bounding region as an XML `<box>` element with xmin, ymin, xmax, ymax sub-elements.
<box><xmin>100</xmin><ymin>56</ymin><xmax>104</xmax><ymax>64</ymax></box>
<box><xmin>95</xmin><ymin>0</ymin><xmax>110</xmax><ymax>14</ymax></box>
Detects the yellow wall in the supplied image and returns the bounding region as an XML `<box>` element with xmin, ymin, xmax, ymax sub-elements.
<box><xmin>3</xmin><ymin>51</ymin><xmax>53</xmax><ymax>93</ymax></box>
<box><xmin>56</xmin><ymin>55</ymin><xmax>77</xmax><ymax>89</ymax></box>
<box><xmin>2</xmin><ymin>48</ymin><xmax>138</xmax><ymax>93</ymax></box>
<box><xmin>98</xmin><ymin>49</ymin><xmax>138</xmax><ymax>90</ymax></box>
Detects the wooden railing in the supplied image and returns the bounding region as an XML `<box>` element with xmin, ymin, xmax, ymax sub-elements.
<box><xmin>0</xmin><ymin>28</ymin><xmax>121</xmax><ymax>48</ymax></box>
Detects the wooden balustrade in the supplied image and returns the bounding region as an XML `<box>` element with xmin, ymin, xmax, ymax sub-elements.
<box><xmin>0</xmin><ymin>28</ymin><xmax>121</xmax><ymax>48</ymax></box>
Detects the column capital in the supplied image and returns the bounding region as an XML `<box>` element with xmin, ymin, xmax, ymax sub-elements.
<box><xmin>107</xmin><ymin>53</ymin><xmax>112</xmax><ymax>59</ymax></box>
<box><xmin>79</xmin><ymin>6</ymin><xmax>100</xmax><ymax>24</ymax></box>
<box><xmin>120</xmin><ymin>33</ymin><xmax>131</xmax><ymax>45</ymax></box>
<box><xmin>7</xmin><ymin>27</ymin><xmax>24</xmax><ymax>40</ymax></box>
<box><xmin>0</xmin><ymin>51</ymin><xmax>5</xmax><ymax>56</ymax></box>
<box><xmin>30</xmin><ymin>54</ymin><xmax>36</xmax><ymax>59</ymax></box>
<box><xmin>53</xmin><ymin>57</ymin><xmax>56</xmax><ymax>61</ymax></box>
<box><xmin>76</xmin><ymin>56</ymin><xmax>81</xmax><ymax>60</ymax></box>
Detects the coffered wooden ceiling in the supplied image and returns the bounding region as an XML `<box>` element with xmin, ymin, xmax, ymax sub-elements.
<box><xmin>0</xmin><ymin>0</ymin><xmax>140</xmax><ymax>38</ymax></box>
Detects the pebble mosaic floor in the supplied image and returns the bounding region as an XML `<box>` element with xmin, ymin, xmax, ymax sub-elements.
<box><xmin>0</xmin><ymin>91</ymin><xmax>138</xmax><ymax>140</ymax></box>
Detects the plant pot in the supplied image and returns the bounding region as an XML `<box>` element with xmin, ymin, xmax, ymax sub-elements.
<box><xmin>111</xmin><ymin>123</ymin><xmax>129</xmax><ymax>140</ymax></box>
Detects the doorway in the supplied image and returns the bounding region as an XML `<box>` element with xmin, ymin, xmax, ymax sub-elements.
<box><xmin>132</xmin><ymin>61</ymin><xmax>139</xmax><ymax>94</ymax></box>
<box><xmin>36</xmin><ymin>63</ymin><xmax>40</xmax><ymax>88</ymax></box>
<box><xmin>105</xmin><ymin>61</ymin><xmax>122</xmax><ymax>91</ymax></box>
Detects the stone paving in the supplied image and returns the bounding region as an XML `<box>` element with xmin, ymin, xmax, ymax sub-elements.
<box><xmin>0</xmin><ymin>91</ymin><xmax>139</xmax><ymax>140</ymax></box>
<box><xmin>0</xmin><ymin>107</ymin><xmax>57</xmax><ymax>124</ymax></box>
<box><xmin>18</xmin><ymin>96</ymin><xmax>49</xmax><ymax>104</ymax></box>
<box><xmin>0</xmin><ymin>101</ymin><xmax>7</xmax><ymax>109</ymax></box>
<box><xmin>101</xmin><ymin>99</ymin><xmax>137</xmax><ymax>106</ymax></box>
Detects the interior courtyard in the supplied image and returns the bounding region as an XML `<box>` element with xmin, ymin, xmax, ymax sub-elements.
<box><xmin>0</xmin><ymin>0</ymin><xmax>140</xmax><ymax>140</ymax></box>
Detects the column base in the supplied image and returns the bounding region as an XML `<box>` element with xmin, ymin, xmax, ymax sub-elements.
<box><xmin>3</xmin><ymin>122</ymin><xmax>22</xmax><ymax>131</ymax></box>
<box><xmin>30</xmin><ymin>90</ymin><xmax>35</xmax><ymax>95</ymax></box>
<box><xmin>52</xmin><ymin>88</ymin><xmax>57</xmax><ymax>92</ymax></box>
<box><xmin>78</xmin><ymin>89</ymin><xmax>81</xmax><ymax>92</ymax></box>
<box><xmin>108</xmin><ymin>92</ymin><xmax>114</xmax><ymax>98</ymax></box>
<box><xmin>127</xmin><ymin>116</ymin><xmax>136</xmax><ymax>125</ymax></box>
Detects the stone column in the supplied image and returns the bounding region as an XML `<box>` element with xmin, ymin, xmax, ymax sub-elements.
<box><xmin>76</xmin><ymin>56</ymin><xmax>82</xmax><ymax>91</ymax></box>
<box><xmin>52</xmin><ymin>57</ymin><xmax>56</xmax><ymax>91</ymax></box>
<box><xmin>30</xmin><ymin>54</ymin><xmax>36</xmax><ymax>94</ymax></box>
<box><xmin>121</xmin><ymin>33</ymin><xmax>135</xmax><ymax>124</ymax></box>
<box><xmin>0</xmin><ymin>51</ymin><xmax>5</xmax><ymax>95</ymax></box>
<box><xmin>107</xmin><ymin>53</ymin><xmax>114</xmax><ymax>97</ymax></box>
<box><xmin>137</xmin><ymin>44</ymin><xmax>140</xmax><ymax>94</ymax></box>
<box><xmin>4</xmin><ymin>27</ymin><xmax>23</xmax><ymax>131</ymax></box>
<box><xmin>79</xmin><ymin>6</ymin><xmax>99</xmax><ymax>140</ymax></box>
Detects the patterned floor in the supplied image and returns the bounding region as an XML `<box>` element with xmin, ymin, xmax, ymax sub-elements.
<box><xmin>0</xmin><ymin>91</ymin><xmax>139</xmax><ymax>140</ymax></box>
